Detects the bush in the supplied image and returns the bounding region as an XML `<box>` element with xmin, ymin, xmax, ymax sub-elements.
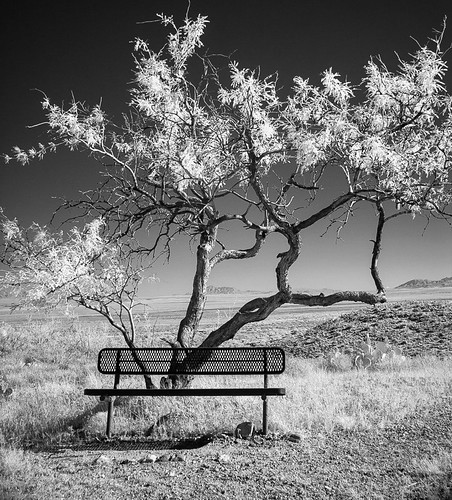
<box><xmin>321</xmin><ymin>334</ymin><xmax>405</xmax><ymax>371</ymax></box>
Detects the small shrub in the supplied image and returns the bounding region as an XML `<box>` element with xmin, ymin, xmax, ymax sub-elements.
<box><xmin>321</xmin><ymin>334</ymin><xmax>405</xmax><ymax>371</ymax></box>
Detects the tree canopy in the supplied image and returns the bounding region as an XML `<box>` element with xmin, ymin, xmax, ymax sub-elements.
<box><xmin>1</xmin><ymin>15</ymin><xmax>451</xmax><ymax>351</ymax></box>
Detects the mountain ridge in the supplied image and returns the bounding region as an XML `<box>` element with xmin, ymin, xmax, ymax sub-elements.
<box><xmin>396</xmin><ymin>277</ymin><xmax>452</xmax><ymax>289</ymax></box>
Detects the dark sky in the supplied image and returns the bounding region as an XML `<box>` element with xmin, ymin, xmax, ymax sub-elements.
<box><xmin>1</xmin><ymin>0</ymin><xmax>451</xmax><ymax>295</ymax></box>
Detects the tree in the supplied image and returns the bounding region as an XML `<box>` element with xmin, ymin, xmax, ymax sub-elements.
<box><xmin>1</xmin><ymin>15</ymin><xmax>452</xmax><ymax>380</ymax></box>
<box><xmin>0</xmin><ymin>214</ymin><xmax>160</xmax><ymax>388</ymax></box>
<box><xmin>0</xmin><ymin>216</ymin><xmax>146</xmax><ymax>341</ymax></box>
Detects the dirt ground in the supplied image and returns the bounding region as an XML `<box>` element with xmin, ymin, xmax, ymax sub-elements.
<box><xmin>7</xmin><ymin>398</ymin><xmax>452</xmax><ymax>500</ymax></box>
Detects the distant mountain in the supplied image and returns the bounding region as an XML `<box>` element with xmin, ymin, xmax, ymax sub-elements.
<box><xmin>396</xmin><ymin>277</ymin><xmax>452</xmax><ymax>289</ymax></box>
<box><xmin>206</xmin><ymin>285</ymin><xmax>237</xmax><ymax>294</ymax></box>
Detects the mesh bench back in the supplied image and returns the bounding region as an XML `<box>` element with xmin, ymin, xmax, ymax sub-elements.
<box><xmin>98</xmin><ymin>347</ymin><xmax>285</xmax><ymax>375</ymax></box>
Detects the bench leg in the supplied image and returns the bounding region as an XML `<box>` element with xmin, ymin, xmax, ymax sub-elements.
<box><xmin>106</xmin><ymin>397</ymin><xmax>114</xmax><ymax>438</ymax></box>
<box><xmin>262</xmin><ymin>395</ymin><xmax>268</xmax><ymax>435</ymax></box>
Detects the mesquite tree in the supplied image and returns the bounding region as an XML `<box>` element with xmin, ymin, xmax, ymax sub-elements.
<box><xmin>1</xmin><ymin>15</ymin><xmax>452</xmax><ymax>358</ymax></box>
<box><xmin>0</xmin><ymin>217</ymin><xmax>152</xmax><ymax>343</ymax></box>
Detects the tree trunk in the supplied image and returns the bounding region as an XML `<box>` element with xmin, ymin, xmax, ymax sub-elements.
<box><xmin>122</xmin><ymin>335</ymin><xmax>157</xmax><ymax>389</ymax></box>
<box><xmin>177</xmin><ymin>226</ymin><xmax>217</xmax><ymax>348</ymax></box>
<box><xmin>164</xmin><ymin>211</ymin><xmax>387</xmax><ymax>388</ymax></box>
<box><xmin>160</xmin><ymin>227</ymin><xmax>216</xmax><ymax>388</ymax></box>
<box><xmin>371</xmin><ymin>202</ymin><xmax>386</xmax><ymax>295</ymax></box>
<box><xmin>200</xmin><ymin>292</ymin><xmax>288</xmax><ymax>347</ymax></box>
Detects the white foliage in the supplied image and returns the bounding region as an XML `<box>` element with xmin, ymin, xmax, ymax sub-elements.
<box><xmin>321</xmin><ymin>68</ymin><xmax>354</xmax><ymax>106</ymax></box>
<box><xmin>0</xmin><ymin>217</ymin><xmax>139</xmax><ymax>311</ymax></box>
<box><xmin>2</xmin><ymin>15</ymin><xmax>452</xmax><ymax>221</ymax></box>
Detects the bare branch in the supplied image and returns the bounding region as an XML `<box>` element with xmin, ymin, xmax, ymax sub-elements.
<box><xmin>291</xmin><ymin>291</ymin><xmax>386</xmax><ymax>306</ymax></box>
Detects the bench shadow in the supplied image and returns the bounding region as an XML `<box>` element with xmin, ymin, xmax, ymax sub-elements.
<box><xmin>39</xmin><ymin>434</ymin><xmax>214</xmax><ymax>453</ymax></box>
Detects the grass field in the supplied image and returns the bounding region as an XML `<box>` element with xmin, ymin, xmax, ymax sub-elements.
<box><xmin>1</xmin><ymin>290</ymin><xmax>452</xmax><ymax>498</ymax></box>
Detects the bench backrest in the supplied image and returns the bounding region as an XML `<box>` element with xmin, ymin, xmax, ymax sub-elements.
<box><xmin>97</xmin><ymin>347</ymin><xmax>285</xmax><ymax>375</ymax></box>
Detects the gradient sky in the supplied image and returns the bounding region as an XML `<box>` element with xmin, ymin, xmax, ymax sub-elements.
<box><xmin>1</xmin><ymin>0</ymin><xmax>452</xmax><ymax>296</ymax></box>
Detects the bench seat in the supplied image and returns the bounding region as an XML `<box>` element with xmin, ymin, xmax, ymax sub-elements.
<box><xmin>85</xmin><ymin>387</ymin><xmax>286</xmax><ymax>397</ymax></box>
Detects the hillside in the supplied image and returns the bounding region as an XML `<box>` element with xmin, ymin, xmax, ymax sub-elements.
<box><xmin>396</xmin><ymin>277</ymin><xmax>452</xmax><ymax>288</ymax></box>
<box><xmin>274</xmin><ymin>300</ymin><xmax>452</xmax><ymax>359</ymax></box>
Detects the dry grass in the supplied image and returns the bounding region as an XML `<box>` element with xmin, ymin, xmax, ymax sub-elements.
<box><xmin>281</xmin><ymin>355</ymin><xmax>451</xmax><ymax>433</ymax></box>
<box><xmin>83</xmin><ymin>355</ymin><xmax>451</xmax><ymax>440</ymax></box>
<box><xmin>0</xmin><ymin>308</ymin><xmax>451</xmax><ymax>445</ymax></box>
<box><xmin>0</xmin><ymin>300</ymin><xmax>451</xmax><ymax>498</ymax></box>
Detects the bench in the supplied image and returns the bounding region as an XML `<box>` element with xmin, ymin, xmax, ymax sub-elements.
<box><xmin>84</xmin><ymin>347</ymin><xmax>286</xmax><ymax>437</ymax></box>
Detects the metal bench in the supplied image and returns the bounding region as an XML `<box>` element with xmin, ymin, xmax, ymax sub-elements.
<box><xmin>84</xmin><ymin>347</ymin><xmax>286</xmax><ymax>437</ymax></box>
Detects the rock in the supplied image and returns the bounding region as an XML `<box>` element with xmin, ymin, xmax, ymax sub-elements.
<box><xmin>23</xmin><ymin>356</ymin><xmax>36</xmax><ymax>366</ymax></box>
<box><xmin>157</xmin><ymin>454</ymin><xmax>172</xmax><ymax>462</ymax></box>
<box><xmin>140</xmin><ymin>454</ymin><xmax>158</xmax><ymax>464</ymax></box>
<box><xmin>251</xmin><ymin>435</ymin><xmax>264</xmax><ymax>445</ymax></box>
<box><xmin>287</xmin><ymin>433</ymin><xmax>302</xmax><ymax>443</ymax></box>
<box><xmin>0</xmin><ymin>386</ymin><xmax>13</xmax><ymax>398</ymax></box>
<box><xmin>234</xmin><ymin>421</ymin><xmax>255</xmax><ymax>439</ymax></box>
<box><xmin>93</xmin><ymin>454</ymin><xmax>112</xmax><ymax>465</ymax></box>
